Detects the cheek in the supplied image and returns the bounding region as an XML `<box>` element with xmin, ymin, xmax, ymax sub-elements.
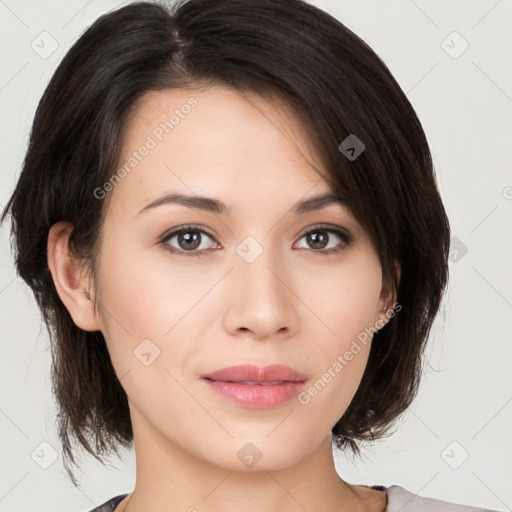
<box><xmin>97</xmin><ymin>237</ymin><xmax>211</xmax><ymax>339</ymax></box>
<box><xmin>93</xmin><ymin>249</ymin><xmax>199</xmax><ymax>422</ymax></box>
<box><xmin>294</xmin><ymin>252</ymin><xmax>382</xmax><ymax>421</ymax></box>
<box><xmin>299</xmin><ymin>251</ymin><xmax>383</xmax><ymax>351</ymax></box>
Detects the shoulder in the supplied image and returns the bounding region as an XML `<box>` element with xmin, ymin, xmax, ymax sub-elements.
<box><xmin>86</xmin><ymin>494</ymin><xmax>129</xmax><ymax>512</ymax></box>
<box><xmin>386</xmin><ymin>485</ymin><xmax>502</xmax><ymax>512</ymax></box>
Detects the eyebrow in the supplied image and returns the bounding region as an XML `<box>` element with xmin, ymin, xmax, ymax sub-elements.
<box><xmin>136</xmin><ymin>191</ymin><xmax>349</xmax><ymax>216</ymax></box>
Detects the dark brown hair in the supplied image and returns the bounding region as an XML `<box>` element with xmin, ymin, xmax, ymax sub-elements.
<box><xmin>1</xmin><ymin>0</ymin><xmax>450</xmax><ymax>486</ymax></box>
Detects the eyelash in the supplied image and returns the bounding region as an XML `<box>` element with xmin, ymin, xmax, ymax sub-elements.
<box><xmin>159</xmin><ymin>224</ymin><xmax>352</xmax><ymax>258</ymax></box>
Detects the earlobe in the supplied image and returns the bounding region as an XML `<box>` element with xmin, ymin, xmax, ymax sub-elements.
<box><xmin>47</xmin><ymin>221</ymin><xmax>102</xmax><ymax>332</ymax></box>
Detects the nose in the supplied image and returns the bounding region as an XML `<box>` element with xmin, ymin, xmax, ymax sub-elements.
<box><xmin>222</xmin><ymin>242</ymin><xmax>300</xmax><ymax>341</ymax></box>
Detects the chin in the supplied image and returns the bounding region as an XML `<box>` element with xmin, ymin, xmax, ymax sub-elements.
<box><xmin>198</xmin><ymin>436</ymin><xmax>314</xmax><ymax>473</ymax></box>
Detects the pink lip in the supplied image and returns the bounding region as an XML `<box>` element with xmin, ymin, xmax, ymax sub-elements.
<box><xmin>201</xmin><ymin>364</ymin><xmax>309</xmax><ymax>408</ymax></box>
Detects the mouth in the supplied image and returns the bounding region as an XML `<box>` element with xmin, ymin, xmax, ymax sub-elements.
<box><xmin>219</xmin><ymin>380</ymin><xmax>288</xmax><ymax>385</ymax></box>
<box><xmin>201</xmin><ymin>363</ymin><xmax>308</xmax><ymax>383</ymax></box>
<box><xmin>200</xmin><ymin>364</ymin><xmax>309</xmax><ymax>408</ymax></box>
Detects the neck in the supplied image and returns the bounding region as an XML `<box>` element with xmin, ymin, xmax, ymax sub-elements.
<box><xmin>120</xmin><ymin>409</ymin><xmax>368</xmax><ymax>512</ymax></box>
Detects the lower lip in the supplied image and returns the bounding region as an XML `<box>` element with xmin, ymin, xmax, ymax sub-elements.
<box><xmin>202</xmin><ymin>379</ymin><xmax>307</xmax><ymax>408</ymax></box>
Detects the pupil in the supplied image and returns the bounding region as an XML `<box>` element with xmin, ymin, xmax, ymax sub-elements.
<box><xmin>179</xmin><ymin>231</ymin><xmax>201</xmax><ymax>250</ymax></box>
<box><xmin>309</xmin><ymin>231</ymin><xmax>327</xmax><ymax>249</ymax></box>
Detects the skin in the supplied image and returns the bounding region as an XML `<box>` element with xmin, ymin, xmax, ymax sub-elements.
<box><xmin>47</xmin><ymin>86</ymin><xmax>400</xmax><ymax>512</ymax></box>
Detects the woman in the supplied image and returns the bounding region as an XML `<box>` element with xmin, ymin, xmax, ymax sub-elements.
<box><xmin>1</xmin><ymin>1</ymin><xmax>501</xmax><ymax>511</ymax></box>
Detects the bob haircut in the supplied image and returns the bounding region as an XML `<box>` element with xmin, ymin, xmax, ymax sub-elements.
<box><xmin>1</xmin><ymin>0</ymin><xmax>450</xmax><ymax>485</ymax></box>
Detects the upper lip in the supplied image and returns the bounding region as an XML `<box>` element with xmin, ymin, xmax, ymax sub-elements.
<box><xmin>201</xmin><ymin>364</ymin><xmax>309</xmax><ymax>383</ymax></box>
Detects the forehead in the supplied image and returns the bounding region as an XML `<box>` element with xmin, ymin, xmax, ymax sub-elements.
<box><xmin>107</xmin><ymin>86</ymin><xmax>333</xmax><ymax>218</ymax></box>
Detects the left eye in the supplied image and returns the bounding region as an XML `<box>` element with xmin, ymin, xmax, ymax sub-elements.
<box><xmin>294</xmin><ymin>227</ymin><xmax>350</xmax><ymax>252</ymax></box>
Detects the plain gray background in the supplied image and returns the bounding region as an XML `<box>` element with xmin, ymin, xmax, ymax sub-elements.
<box><xmin>1</xmin><ymin>0</ymin><xmax>511</xmax><ymax>510</ymax></box>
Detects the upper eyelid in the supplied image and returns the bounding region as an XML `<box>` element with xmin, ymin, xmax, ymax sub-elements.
<box><xmin>161</xmin><ymin>224</ymin><xmax>216</xmax><ymax>242</ymax></box>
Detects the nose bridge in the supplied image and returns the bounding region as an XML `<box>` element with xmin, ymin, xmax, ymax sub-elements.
<box><xmin>225</xmin><ymin>234</ymin><xmax>297</xmax><ymax>337</ymax></box>
<box><xmin>235</xmin><ymin>233</ymin><xmax>286</xmax><ymax>299</ymax></box>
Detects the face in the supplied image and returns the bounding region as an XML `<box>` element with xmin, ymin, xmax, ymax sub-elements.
<box><xmin>89</xmin><ymin>86</ymin><xmax>394</xmax><ymax>472</ymax></box>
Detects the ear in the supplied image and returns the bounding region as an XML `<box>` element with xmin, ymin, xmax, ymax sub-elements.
<box><xmin>376</xmin><ymin>258</ymin><xmax>401</xmax><ymax>325</ymax></box>
<box><xmin>47</xmin><ymin>221</ymin><xmax>102</xmax><ymax>332</ymax></box>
